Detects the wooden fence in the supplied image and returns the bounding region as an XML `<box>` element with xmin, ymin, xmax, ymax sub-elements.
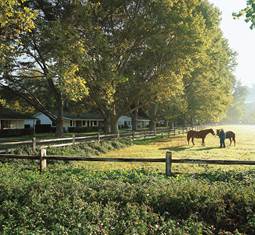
<box><xmin>1</xmin><ymin>149</ymin><xmax>255</xmax><ymax>176</ymax></box>
<box><xmin>0</xmin><ymin>126</ymin><xmax>194</xmax><ymax>152</ymax></box>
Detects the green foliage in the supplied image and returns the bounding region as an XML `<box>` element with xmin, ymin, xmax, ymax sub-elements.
<box><xmin>0</xmin><ymin>0</ymin><xmax>37</xmax><ymax>60</ymax></box>
<box><xmin>0</xmin><ymin>166</ymin><xmax>255</xmax><ymax>234</ymax></box>
<box><xmin>225</xmin><ymin>81</ymin><xmax>248</xmax><ymax>123</ymax></box>
<box><xmin>234</xmin><ymin>0</ymin><xmax>255</xmax><ymax>29</ymax></box>
<box><xmin>183</xmin><ymin>1</ymin><xmax>236</xmax><ymax>124</ymax></box>
<box><xmin>10</xmin><ymin>138</ymin><xmax>132</xmax><ymax>156</ymax></box>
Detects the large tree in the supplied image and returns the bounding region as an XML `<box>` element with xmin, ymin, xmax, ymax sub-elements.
<box><xmin>0</xmin><ymin>0</ymin><xmax>89</xmax><ymax>137</ymax></box>
<box><xmin>140</xmin><ymin>1</ymin><xmax>236</xmax><ymax>128</ymax></box>
<box><xmin>182</xmin><ymin>1</ymin><xmax>236</xmax><ymax>125</ymax></box>
<box><xmin>74</xmin><ymin>0</ymin><xmax>212</xmax><ymax>133</ymax></box>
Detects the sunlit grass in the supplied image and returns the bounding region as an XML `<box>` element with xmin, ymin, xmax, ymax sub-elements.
<box><xmin>74</xmin><ymin>125</ymin><xmax>255</xmax><ymax>174</ymax></box>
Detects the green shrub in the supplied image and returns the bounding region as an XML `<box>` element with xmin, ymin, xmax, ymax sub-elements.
<box><xmin>9</xmin><ymin>138</ymin><xmax>132</xmax><ymax>157</ymax></box>
<box><xmin>0</xmin><ymin>166</ymin><xmax>255</xmax><ymax>234</ymax></box>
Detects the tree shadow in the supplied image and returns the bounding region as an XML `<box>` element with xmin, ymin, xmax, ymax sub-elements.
<box><xmin>159</xmin><ymin>146</ymin><xmax>191</xmax><ymax>152</ymax></box>
<box><xmin>159</xmin><ymin>145</ymin><xmax>220</xmax><ymax>152</ymax></box>
<box><xmin>195</xmin><ymin>146</ymin><xmax>220</xmax><ymax>151</ymax></box>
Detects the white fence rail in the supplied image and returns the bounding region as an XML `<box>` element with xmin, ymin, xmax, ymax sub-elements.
<box><xmin>0</xmin><ymin>126</ymin><xmax>198</xmax><ymax>151</ymax></box>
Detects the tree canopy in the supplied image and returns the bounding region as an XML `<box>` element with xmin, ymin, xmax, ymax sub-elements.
<box><xmin>234</xmin><ymin>0</ymin><xmax>255</xmax><ymax>29</ymax></box>
<box><xmin>0</xmin><ymin>0</ymin><xmax>237</xmax><ymax>135</ymax></box>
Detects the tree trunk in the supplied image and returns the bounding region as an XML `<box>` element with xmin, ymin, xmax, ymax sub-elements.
<box><xmin>110</xmin><ymin>116</ymin><xmax>119</xmax><ymax>134</ymax></box>
<box><xmin>104</xmin><ymin>117</ymin><xmax>111</xmax><ymax>134</ymax></box>
<box><xmin>149</xmin><ymin>103</ymin><xmax>158</xmax><ymax>131</ymax></box>
<box><xmin>131</xmin><ymin>109</ymin><xmax>138</xmax><ymax>131</ymax></box>
<box><xmin>149</xmin><ymin>118</ymin><xmax>156</xmax><ymax>131</ymax></box>
<box><xmin>55</xmin><ymin>95</ymin><xmax>64</xmax><ymax>137</ymax></box>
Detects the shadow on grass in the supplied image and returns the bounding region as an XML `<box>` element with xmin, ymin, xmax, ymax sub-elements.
<box><xmin>134</xmin><ymin>135</ymin><xmax>186</xmax><ymax>146</ymax></box>
<box><xmin>159</xmin><ymin>146</ymin><xmax>190</xmax><ymax>152</ymax></box>
<box><xmin>159</xmin><ymin>145</ymin><xmax>220</xmax><ymax>152</ymax></box>
<box><xmin>134</xmin><ymin>136</ymin><xmax>167</xmax><ymax>145</ymax></box>
<box><xmin>194</xmin><ymin>146</ymin><xmax>220</xmax><ymax>151</ymax></box>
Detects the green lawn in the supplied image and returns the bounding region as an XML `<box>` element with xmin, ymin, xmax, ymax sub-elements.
<box><xmin>74</xmin><ymin>125</ymin><xmax>255</xmax><ymax>173</ymax></box>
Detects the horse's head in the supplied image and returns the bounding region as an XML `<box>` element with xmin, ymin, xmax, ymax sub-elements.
<box><xmin>216</xmin><ymin>129</ymin><xmax>220</xmax><ymax>136</ymax></box>
<box><xmin>209</xmin><ymin>128</ymin><xmax>215</xmax><ymax>135</ymax></box>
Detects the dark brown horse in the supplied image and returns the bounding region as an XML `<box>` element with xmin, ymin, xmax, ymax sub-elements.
<box><xmin>187</xmin><ymin>128</ymin><xmax>215</xmax><ymax>146</ymax></box>
<box><xmin>216</xmin><ymin>129</ymin><xmax>236</xmax><ymax>146</ymax></box>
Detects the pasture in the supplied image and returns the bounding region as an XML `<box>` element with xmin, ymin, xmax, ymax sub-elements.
<box><xmin>1</xmin><ymin>125</ymin><xmax>255</xmax><ymax>234</ymax></box>
<box><xmin>74</xmin><ymin>125</ymin><xmax>255</xmax><ymax>174</ymax></box>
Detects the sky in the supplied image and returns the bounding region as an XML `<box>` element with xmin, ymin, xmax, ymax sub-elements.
<box><xmin>209</xmin><ymin>0</ymin><xmax>255</xmax><ymax>87</ymax></box>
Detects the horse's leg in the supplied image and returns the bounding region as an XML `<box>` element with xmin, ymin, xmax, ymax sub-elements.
<box><xmin>202</xmin><ymin>138</ymin><xmax>205</xmax><ymax>146</ymax></box>
<box><xmin>233</xmin><ymin>136</ymin><xmax>236</xmax><ymax>146</ymax></box>
<box><xmin>192</xmin><ymin>137</ymin><xmax>195</xmax><ymax>145</ymax></box>
<box><xmin>187</xmin><ymin>135</ymin><xmax>190</xmax><ymax>145</ymax></box>
<box><xmin>230</xmin><ymin>138</ymin><xmax>232</xmax><ymax>146</ymax></box>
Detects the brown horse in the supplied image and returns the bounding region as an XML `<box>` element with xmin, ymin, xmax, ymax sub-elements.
<box><xmin>216</xmin><ymin>129</ymin><xmax>236</xmax><ymax>146</ymax></box>
<box><xmin>187</xmin><ymin>128</ymin><xmax>215</xmax><ymax>146</ymax></box>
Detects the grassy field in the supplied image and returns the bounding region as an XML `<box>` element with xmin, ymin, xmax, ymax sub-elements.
<box><xmin>1</xmin><ymin>125</ymin><xmax>255</xmax><ymax>234</ymax></box>
<box><xmin>73</xmin><ymin>125</ymin><xmax>255</xmax><ymax>173</ymax></box>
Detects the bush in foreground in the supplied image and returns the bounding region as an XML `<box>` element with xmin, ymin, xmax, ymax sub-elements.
<box><xmin>11</xmin><ymin>138</ymin><xmax>132</xmax><ymax>156</ymax></box>
<box><xmin>0</xmin><ymin>165</ymin><xmax>255</xmax><ymax>234</ymax></box>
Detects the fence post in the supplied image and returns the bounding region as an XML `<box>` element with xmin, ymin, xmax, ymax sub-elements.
<box><xmin>132</xmin><ymin>131</ymin><xmax>135</xmax><ymax>140</ymax></box>
<box><xmin>72</xmin><ymin>134</ymin><xmax>75</xmax><ymax>145</ymax></box>
<box><xmin>165</xmin><ymin>151</ymin><xmax>172</xmax><ymax>176</ymax></box>
<box><xmin>32</xmin><ymin>137</ymin><xmax>36</xmax><ymax>152</ymax></box>
<box><xmin>39</xmin><ymin>148</ymin><xmax>47</xmax><ymax>172</ymax></box>
<box><xmin>97</xmin><ymin>133</ymin><xmax>101</xmax><ymax>142</ymax></box>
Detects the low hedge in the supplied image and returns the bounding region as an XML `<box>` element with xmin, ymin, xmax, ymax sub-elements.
<box><xmin>0</xmin><ymin>167</ymin><xmax>255</xmax><ymax>234</ymax></box>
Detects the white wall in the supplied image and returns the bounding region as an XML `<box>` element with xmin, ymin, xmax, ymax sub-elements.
<box><xmin>118</xmin><ymin>116</ymin><xmax>132</xmax><ymax>129</ymax></box>
<box><xmin>24</xmin><ymin>119</ymin><xmax>36</xmax><ymax>127</ymax></box>
<box><xmin>34</xmin><ymin>113</ymin><xmax>53</xmax><ymax>125</ymax></box>
<box><xmin>33</xmin><ymin>112</ymin><xmax>103</xmax><ymax>129</ymax></box>
<box><xmin>0</xmin><ymin>119</ymin><xmax>25</xmax><ymax>129</ymax></box>
<box><xmin>137</xmin><ymin>119</ymin><xmax>150</xmax><ymax>128</ymax></box>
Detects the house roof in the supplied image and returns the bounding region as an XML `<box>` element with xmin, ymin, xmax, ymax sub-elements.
<box><xmin>64</xmin><ymin>112</ymin><xmax>104</xmax><ymax>120</ymax></box>
<box><xmin>0</xmin><ymin>107</ymin><xmax>35</xmax><ymax>120</ymax></box>
<box><xmin>34</xmin><ymin>111</ymin><xmax>104</xmax><ymax>120</ymax></box>
<box><xmin>137</xmin><ymin>115</ymin><xmax>150</xmax><ymax>121</ymax></box>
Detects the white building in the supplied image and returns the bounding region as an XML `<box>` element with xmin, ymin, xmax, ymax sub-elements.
<box><xmin>118</xmin><ymin>116</ymin><xmax>132</xmax><ymax>129</ymax></box>
<box><xmin>0</xmin><ymin>107</ymin><xmax>35</xmax><ymax>130</ymax></box>
<box><xmin>29</xmin><ymin>112</ymin><xmax>150</xmax><ymax>131</ymax></box>
<box><xmin>30</xmin><ymin>112</ymin><xmax>104</xmax><ymax>131</ymax></box>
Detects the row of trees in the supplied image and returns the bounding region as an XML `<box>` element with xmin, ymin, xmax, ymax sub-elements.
<box><xmin>0</xmin><ymin>0</ymin><xmax>236</xmax><ymax>137</ymax></box>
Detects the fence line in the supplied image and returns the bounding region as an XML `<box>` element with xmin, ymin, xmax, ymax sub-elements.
<box><xmin>1</xmin><ymin>149</ymin><xmax>255</xmax><ymax>176</ymax></box>
<box><xmin>0</xmin><ymin>126</ymin><xmax>195</xmax><ymax>151</ymax></box>
<box><xmin>0</xmin><ymin>150</ymin><xmax>171</xmax><ymax>176</ymax></box>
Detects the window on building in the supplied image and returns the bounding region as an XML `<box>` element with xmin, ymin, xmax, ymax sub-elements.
<box><xmin>76</xmin><ymin>120</ymin><xmax>82</xmax><ymax>127</ymax></box>
<box><xmin>1</xmin><ymin>120</ymin><xmax>11</xmax><ymax>129</ymax></box>
<box><xmin>93</xmin><ymin>121</ymin><xmax>97</xmax><ymax>126</ymax></box>
<box><xmin>70</xmin><ymin>120</ymin><xmax>73</xmax><ymax>127</ymax></box>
